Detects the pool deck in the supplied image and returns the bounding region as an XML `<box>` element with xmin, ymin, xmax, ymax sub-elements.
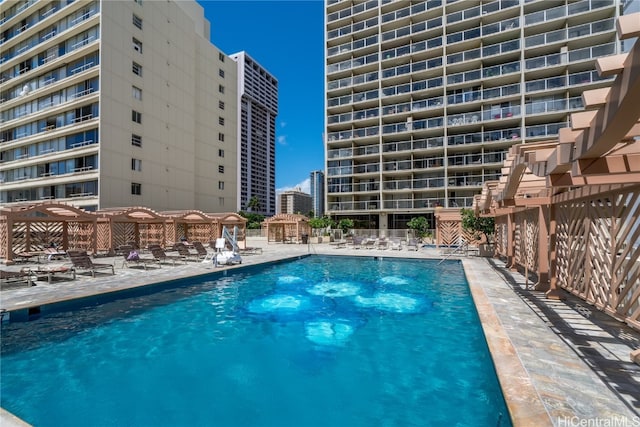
<box><xmin>2</xmin><ymin>241</ymin><xmax>639</xmax><ymax>427</ymax></box>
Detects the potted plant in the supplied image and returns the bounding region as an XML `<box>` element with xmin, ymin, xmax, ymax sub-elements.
<box><xmin>461</xmin><ymin>208</ymin><xmax>495</xmax><ymax>256</ymax></box>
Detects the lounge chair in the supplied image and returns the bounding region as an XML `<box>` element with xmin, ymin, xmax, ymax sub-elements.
<box><xmin>66</xmin><ymin>250</ymin><xmax>115</xmax><ymax>277</ymax></box>
<box><xmin>390</xmin><ymin>239</ymin><xmax>402</xmax><ymax>250</ymax></box>
<box><xmin>192</xmin><ymin>241</ymin><xmax>215</xmax><ymax>260</ymax></box>
<box><xmin>0</xmin><ymin>269</ymin><xmax>34</xmax><ymax>287</ymax></box>
<box><xmin>363</xmin><ymin>239</ymin><xmax>377</xmax><ymax>250</ymax></box>
<box><xmin>149</xmin><ymin>246</ymin><xmax>186</xmax><ymax>266</ymax></box>
<box><xmin>120</xmin><ymin>246</ymin><xmax>161</xmax><ymax>270</ymax></box>
<box><xmin>407</xmin><ymin>239</ymin><xmax>419</xmax><ymax>251</ymax></box>
<box><xmin>350</xmin><ymin>236</ymin><xmax>364</xmax><ymax>249</ymax></box>
<box><xmin>377</xmin><ymin>238</ymin><xmax>388</xmax><ymax>250</ymax></box>
<box><xmin>173</xmin><ymin>242</ymin><xmax>202</xmax><ymax>261</ymax></box>
<box><xmin>29</xmin><ymin>265</ymin><xmax>76</xmax><ymax>283</ymax></box>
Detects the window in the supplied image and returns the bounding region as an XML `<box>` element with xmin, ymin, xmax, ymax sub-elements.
<box><xmin>131</xmin><ymin>183</ymin><xmax>141</xmax><ymax>195</ymax></box>
<box><xmin>218</xmin><ymin>84</ymin><xmax>225</xmax><ymax>94</ymax></box>
<box><xmin>218</xmin><ymin>132</ymin><xmax>224</xmax><ymax>142</ymax></box>
<box><xmin>133</xmin><ymin>38</ymin><xmax>143</xmax><ymax>53</ymax></box>
<box><xmin>218</xmin><ymin>52</ymin><xmax>225</xmax><ymax>62</ymax></box>
<box><xmin>218</xmin><ymin>101</ymin><xmax>225</xmax><ymax>110</ymax></box>
<box><xmin>218</xmin><ymin>181</ymin><xmax>224</xmax><ymax>190</ymax></box>
<box><xmin>218</xmin><ymin>165</ymin><xmax>224</xmax><ymax>173</ymax></box>
<box><xmin>219</xmin><ymin>69</ymin><xmax>225</xmax><ymax>78</ymax></box>
<box><xmin>218</xmin><ymin>149</ymin><xmax>224</xmax><ymax>157</ymax></box>
<box><xmin>132</xmin><ymin>158</ymin><xmax>142</xmax><ymax>171</ymax></box>
<box><xmin>134</xmin><ymin>0</ymin><xmax>142</xmax><ymax>5</ymax></box>
<box><xmin>132</xmin><ymin>62</ymin><xmax>142</xmax><ymax>76</ymax></box>
<box><xmin>132</xmin><ymin>86</ymin><xmax>142</xmax><ymax>100</ymax></box>
<box><xmin>133</xmin><ymin>14</ymin><xmax>143</xmax><ymax>29</ymax></box>
<box><xmin>132</xmin><ymin>110</ymin><xmax>141</xmax><ymax>123</ymax></box>
<box><xmin>219</xmin><ymin>197</ymin><xmax>224</xmax><ymax>206</ymax></box>
<box><xmin>219</xmin><ymin>117</ymin><xmax>225</xmax><ymax>126</ymax></box>
<box><xmin>131</xmin><ymin>134</ymin><xmax>142</xmax><ymax>146</ymax></box>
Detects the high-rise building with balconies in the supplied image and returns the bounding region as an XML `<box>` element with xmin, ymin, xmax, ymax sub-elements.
<box><xmin>0</xmin><ymin>0</ymin><xmax>238</xmax><ymax>212</ymax></box>
<box><xmin>279</xmin><ymin>188</ymin><xmax>313</xmax><ymax>215</ymax></box>
<box><xmin>230</xmin><ymin>51</ymin><xmax>278</xmax><ymax>217</ymax></box>
<box><xmin>310</xmin><ymin>169</ymin><xmax>325</xmax><ymax>217</ymax></box>
<box><xmin>325</xmin><ymin>0</ymin><xmax>630</xmax><ymax>231</ymax></box>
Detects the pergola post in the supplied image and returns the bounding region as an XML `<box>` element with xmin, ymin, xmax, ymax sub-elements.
<box><xmin>546</xmin><ymin>203</ymin><xmax>565</xmax><ymax>300</ymax></box>
<box><xmin>506</xmin><ymin>211</ymin><xmax>517</xmax><ymax>271</ymax></box>
<box><xmin>534</xmin><ymin>204</ymin><xmax>550</xmax><ymax>291</ymax></box>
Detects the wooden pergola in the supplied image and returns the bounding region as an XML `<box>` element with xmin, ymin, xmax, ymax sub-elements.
<box><xmin>207</xmin><ymin>213</ymin><xmax>248</xmax><ymax>248</ymax></box>
<box><xmin>97</xmin><ymin>207</ymin><xmax>170</xmax><ymax>250</ymax></box>
<box><xmin>160</xmin><ymin>210</ymin><xmax>219</xmax><ymax>245</ymax></box>
<box><xmin>476</xmin><ymin>12</ymin><xmax>640</xmax><ymax>331</ymax></box>
<box><xmin>0</xmin><ymin>202</ymin><xmax>98</xmax><ymax>261</ymax></box>
<box><xmin>262</xmin><ymin>214</ymin><xmax>310</xmax><ymax>243</ymax></box>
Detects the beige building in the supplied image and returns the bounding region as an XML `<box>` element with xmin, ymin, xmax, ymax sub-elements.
<box><xmin>325</xmin><ymin>0</ymin><xmax>632</xmax><ymax>231</ymax></box>
<box><xmin>278</xmin><ymin>188</ymin><xmax>312</xmax><ymax>215</ymax></box>
<box><xmin>0</xmin><ymin>0</ymin><xmax>238</xmax><ymax>212</ymax></box>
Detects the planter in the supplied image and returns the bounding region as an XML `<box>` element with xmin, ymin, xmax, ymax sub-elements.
<box><xmin>478</xmin><ymin>244</ymin><xmax>493</xmax><ymax>257</ymax></box>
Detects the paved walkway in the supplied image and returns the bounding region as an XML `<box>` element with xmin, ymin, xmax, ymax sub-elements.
<box><xmin>1</xmin><ymin>241</ymin><xmax>639</xmax><ymax>426</ymax></box>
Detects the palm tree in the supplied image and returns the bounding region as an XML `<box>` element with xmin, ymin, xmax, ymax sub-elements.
<box><xmin>248</xmin><ymin>196</ymin><xmax>261</xmax><ymax>212</ymax></box>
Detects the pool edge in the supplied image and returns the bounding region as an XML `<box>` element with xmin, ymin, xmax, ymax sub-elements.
<box><xmin>462</xmin><ymin>258</ymin><xmax>552</xmax><ymax>427</ymax></box>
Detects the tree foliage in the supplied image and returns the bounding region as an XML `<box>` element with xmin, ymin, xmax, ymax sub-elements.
<box><xmin>247</xmin><ymin>196</ymin><xmax>261</xmax><ymax>212</ymax></box>
<box><xmin>238</xmin><ymin>211</ymin><xmax>264</xmax><ymax>229</ymax></box>
<box><xmin>461</xmin><ymin>208</ymin><xmax>495</xmax><ymax>243</ymax></box>
<box><xmin>338</xmin><ymin>218</ymin><xmax>354</xmax><ymax>233</ymax></box>
<box><xmin>406</xmin><ymin>216</ymin><xmax>430</xmax><ymax>238</ymax></box>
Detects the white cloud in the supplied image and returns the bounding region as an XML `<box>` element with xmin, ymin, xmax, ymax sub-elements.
<box><xmin>277</xmin><ymin>178</ymin><xmax>310</xmax><ymax>195</ymax></box>
<box><xmin>280</xmin><ymin>121</ymin><xmax>287</xmax><ymax>128</ymax></box>
<box><xmin>277</xmin><ymin>135</ymin><xmax>287</xmax><ymax>145</ymax></box>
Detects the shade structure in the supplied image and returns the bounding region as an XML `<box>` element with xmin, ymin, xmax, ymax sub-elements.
<box><xmin>262</xmin><ymin>214</ymin><xmax>310</xmax><ymax>243</ymax></box>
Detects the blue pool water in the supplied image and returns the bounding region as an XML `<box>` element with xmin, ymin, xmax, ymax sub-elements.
<box><xmin>1</xmin><ymin>256</ymin><xmax>511</xmax><ymax>427</ymax></box>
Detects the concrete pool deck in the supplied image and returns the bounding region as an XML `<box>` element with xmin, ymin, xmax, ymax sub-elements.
<box><xmin>1</xmin><ymin>241</ymin><xmax>639</xmax><ymax>427</ymax></box>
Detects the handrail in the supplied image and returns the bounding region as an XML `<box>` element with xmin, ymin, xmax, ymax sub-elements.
<box><xmin>438</xmin><ymin>240</ymin><xmax>470</xmax><ymax>264</ymax></box>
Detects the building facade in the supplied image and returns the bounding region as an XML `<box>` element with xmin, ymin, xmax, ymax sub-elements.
<box><xmin>278</xmin><ymin>188</ymin><xmax>312</xmax><ymax>215</ymax></box>
<box><xmin>325</xmin><ymin>0</ymin><xmax>628</xmax><ymax>231</ymax></box>
<box><xmin>310</xmin><ymin>169</ymin><xmax>325</xmax><ymax>217</ymax></box>
<box><xmin>0</xmin><ymin>0</ymin><xmax>238</xmax><ymax>212</ymax></box>
<box><xmin>230</xmin><ymin>51</ymin><xmax>278</xmax><ymax>217</ymax></box>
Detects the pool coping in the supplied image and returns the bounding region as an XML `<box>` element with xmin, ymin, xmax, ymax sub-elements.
<box><xmin>463</xmin><ymin>258</ymin><xmax>552</xmax><ymax>427</ymax></box>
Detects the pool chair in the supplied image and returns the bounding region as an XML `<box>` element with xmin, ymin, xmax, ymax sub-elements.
<box><xmin>67</xmin><ymin>250</ymin><xmax>115</xmax><ymax>277</ymax></box>
<box><xmin>191</xmin><ymin>241</ymin><xmax>215</xmax><ymax>261</ymax></box>
<box><xmin>390</xmin><ymin>239</ymin><xmax>402</xmax><ymax>250</ymax></box>
<box><xmin>149</xmin><ymin>246</ymin><xmax>186</xmax><ymax>266</ymax></box>
<box><xmin>28</xmin><ymin>265</ymin><xmax>76</xmax><ymax>284</ymax></box>
<box><xmin>120</xmin><ymin>246</ymin><xmax>162</xmax><ymax>270</ymax></box>
<box><xmin>0</xmin><ymin>269</ymin><xmax>34</xmax><ymax>287</ymax></box>
<box><xmin>377</xmin><ymin>238</ymin><xmax>389</xmax><ymax>250</ymax></box>
<box><xmin>350</xmin><ymin>236</ymin><xmax>365</xmax><ymax>249</ymax></box>
<box><xmin>173</xmin><ymin>242</ymin><xmax>203</xmax><ymax>261</ymax></box>
<box><xmin>407</xmin><ymin>239</ymin><xmax>420</xmax><ymax>251</ymax></box>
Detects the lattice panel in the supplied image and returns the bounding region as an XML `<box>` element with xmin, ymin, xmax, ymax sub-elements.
<box><xmin>0</xmin><ymin>219</ymin><xmax>7</xmax><ymax>259</ymax></box>
<box><xmin>438</xmin><ymin>221</ymin><xmax>461</xmax><ymax>246</ymax></box>
<box><xmin>12</xmin><ymin>222</ymin><xmax>28</xmax><ymax>253</ymax></box>
<box><xmin>67</xmin><ymin>222</ymin><xmax>94</xmax><ymax>252</ymax></box>
<box><xmin>555</xmin><ymin>186</ymin><xmax>640</xmax><ymax>331</ymax></box>
<box><xmin>189</xmin><ymin>223</ymin><xmax>212</xmax><ymax>243</ymax></box>
<box><xmin>112</xmin><ymin>223</ymin><xmax>136</xmax><ymax>248</ymax></box>
<box><xmin>96</xmin><ymin>222</ymin><xmax>111</xmax><ymax>252</ymax></box>
<box><xmin>166</xmin><ymin>223</ymin><xmax>176</xmax><ymax>246</ymax></box>
<box><xmin>513</xmin><ymin>209</ymin><xmax>539</xmax><ymax>273</ymax></box>
<box><xmin>175</xmin><ymin>223</ymin><xmax>186</xmax><ymax>242</ymax></box>
<box><xmin>140</xmin><ymin>223</ymin><xmax>166</xmax><ymax>249</ymax></box>
<box><xmin>27</xmin><ymin>222</ymin><xmax>65</xmax><ymax>250</ymax></box>
<box><xmin>495</xmin><ymin>218</ymin><xmax>508</xmax><ymax>258</ymax></box>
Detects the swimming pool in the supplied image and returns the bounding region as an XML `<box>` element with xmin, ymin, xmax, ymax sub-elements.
<box><xmin>1</xmin><ymin>256</ymin><xmax>511</xmax><ymax>426</ymax></box>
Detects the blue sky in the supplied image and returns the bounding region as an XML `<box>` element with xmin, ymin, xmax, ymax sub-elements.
<box><xmin>199</xmin><ymin>0</ymin><xmax>325</xmax><ymax>194</ymax></box>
